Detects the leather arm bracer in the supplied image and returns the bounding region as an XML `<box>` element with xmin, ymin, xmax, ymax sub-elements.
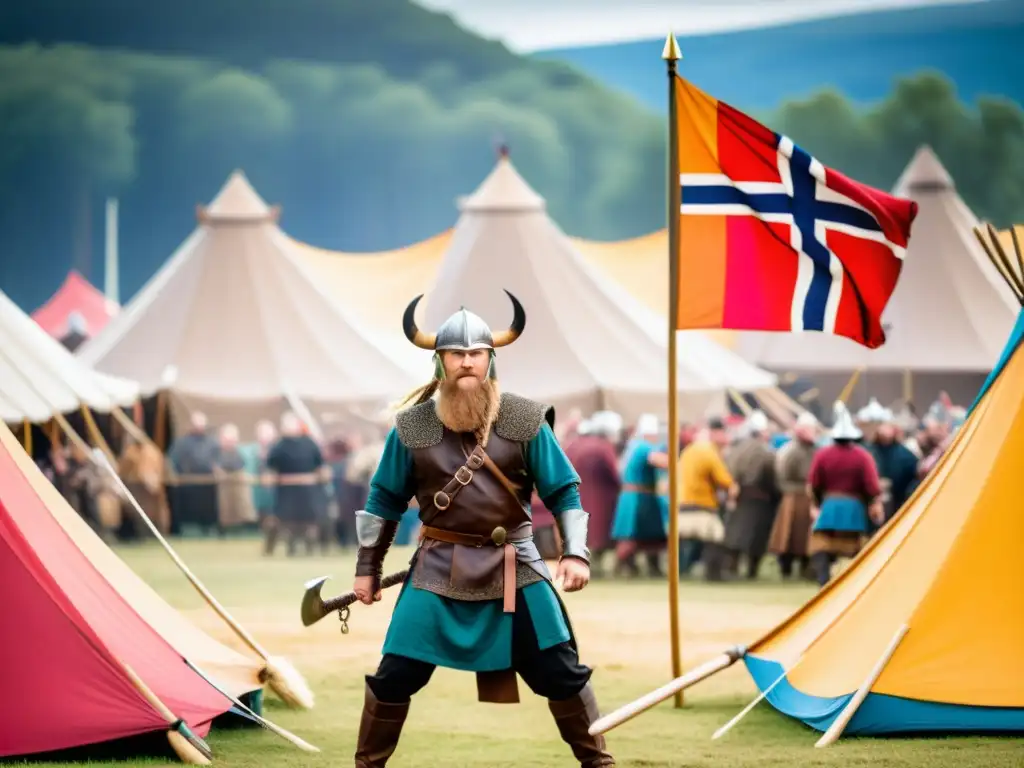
<box><xmin>354</xmin><ymin>510</ymin><xmax>399</xmax><ymax>585</ymax></box>
<box><xmin>555</xmin><ymin>508</ymin><xmax>591</xmax><ymax>564</ymax></box>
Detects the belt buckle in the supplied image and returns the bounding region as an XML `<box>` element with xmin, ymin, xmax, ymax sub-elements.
<box><xmin>433</xmin><ymin>491</ymin><xmax>451</xmax><ymax>510</ymax></box>
<box><xmin>455</xmin><ymin>466</ymin><xmax>473</xmax><ymax>486</ymax></box>
<box><xmin>467</xmin><ymin>453</ymin><xmax>485</xmax><ymax>470</ymax></box>
<box><xmin>491</xmin><ymin>526</ymin><xmax>507</xmax><ymax>546</ymax></box>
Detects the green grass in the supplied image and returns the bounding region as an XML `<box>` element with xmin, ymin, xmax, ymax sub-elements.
<box><xmin>22</xmin><ymin>539</ymin><xmax>1023</xmax><ymax>767</ymax></box>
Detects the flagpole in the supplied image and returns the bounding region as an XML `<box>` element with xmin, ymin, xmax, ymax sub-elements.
<box><xmin>663</xmin><ymin>31</ymin><xmax>684</xmax><ymax>709</ymax></box>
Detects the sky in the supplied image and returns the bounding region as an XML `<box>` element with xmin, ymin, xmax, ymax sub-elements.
<box><xmin>412</xmin><ymin>0</ymin><xmax>990</xmax><ymax>52</ymax></box>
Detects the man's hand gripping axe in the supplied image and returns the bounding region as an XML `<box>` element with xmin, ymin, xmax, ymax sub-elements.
<box><xmin>300</xmin><ymin>571</ymin><xmax>409</xmax><ymax>633</ymax></box>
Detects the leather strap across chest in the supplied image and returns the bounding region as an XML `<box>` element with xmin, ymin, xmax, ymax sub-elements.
<box><xmin>431</xmin><ymin>445</ymin><xmax>486</xmax><ymax>513</ymax></box>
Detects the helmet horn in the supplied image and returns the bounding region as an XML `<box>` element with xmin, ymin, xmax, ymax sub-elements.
<box><xmin>402</xmin><ymin>295</ymin><xmax>437</xmax><ymax>350</ymax></box>
<box><xmin>491</xmin><ymin>290</ymin><xmax>526</xmax><ymax>348</ymax></box>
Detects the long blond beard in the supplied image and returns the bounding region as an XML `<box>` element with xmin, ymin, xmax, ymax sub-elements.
<box><xmin>435</xmin><ymin>378</ymin><xmax>501</xmax><ymax>443</ymax></box>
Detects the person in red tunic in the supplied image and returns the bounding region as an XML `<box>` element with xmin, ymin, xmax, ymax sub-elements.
<box><xmin>807</xmin><ymin>402</ymin><xmax>884</xmax><ymax>587</ymax></box>
<box><xmin>565</xmin><ymin>411</ymin><xmax>623</xmax><ymax>577</ymax></box>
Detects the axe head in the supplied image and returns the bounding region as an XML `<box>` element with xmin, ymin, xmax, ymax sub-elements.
<box><xmin>300</xmin><ymin>575</ymin><xmax>332</xmax><ymax>627</ymax></box>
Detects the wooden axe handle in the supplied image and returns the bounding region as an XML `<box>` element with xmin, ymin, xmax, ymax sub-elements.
<box><xmin>323</xmin><ymin>569</ymin><xmax>409</xmax><ymax>613</ymax></box>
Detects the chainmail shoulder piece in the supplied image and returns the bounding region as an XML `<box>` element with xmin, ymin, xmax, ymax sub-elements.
<box><xmin>394</xmin><ymin>401</ymin><xmax>444</xmax><ymax>449</ymax></box>
<box><xmin>493</xmin><ymin>393</ymin><xmax>554</xmax><ymax>443</ymax></box>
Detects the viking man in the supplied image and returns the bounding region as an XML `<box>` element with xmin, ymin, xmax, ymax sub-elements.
<box><xmin>350</xmin><ymin>292</ymin><xmax>614</xmax><ymax>767</ymax></box>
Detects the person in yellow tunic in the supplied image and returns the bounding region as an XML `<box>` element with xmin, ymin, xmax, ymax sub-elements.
<box><xmin>676</xmin><ymin>417</ymin><xmax>738</xmax><ymax>581</ymax></box>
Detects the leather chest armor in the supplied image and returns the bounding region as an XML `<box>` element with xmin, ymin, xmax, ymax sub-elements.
<box><xmin>394</xmin><ymin>393</ymin><xmax>556</xmax><ymax>604</ymax></box>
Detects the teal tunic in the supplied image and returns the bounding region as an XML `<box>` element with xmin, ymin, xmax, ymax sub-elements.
<box><xmin>364</xmin><ymin>423</ymin><xmax>580</xmax><ymax>671</ymax></box>
<box><xmin>238</xmin><ymin>443</ymin><xmax>274</xmax><ymax>513</ymax></box>
<box><xmin>610</xmin><ymin>440</ymin><xmax>666</xmax><ymax>542</ymax></box>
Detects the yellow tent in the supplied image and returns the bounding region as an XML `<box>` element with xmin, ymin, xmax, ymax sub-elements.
<box><xmin>740</xmin><ymin>222</ymin><xmax>1024</xmax><ymax>737</ymax></box>
<box><xmin>289</xmin><ymin>230</ymin><xmax>452</xmax><ymax>331</ymax></box>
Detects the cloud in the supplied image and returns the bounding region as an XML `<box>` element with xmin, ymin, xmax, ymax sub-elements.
<box><xmin>414</xmin><ymin>0</ymin><xmax>991</xmax><ymax>52</ymax></box>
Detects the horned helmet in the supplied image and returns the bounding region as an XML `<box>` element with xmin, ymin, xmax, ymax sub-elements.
<box><xmin>402</xmin><ymin>290</ymin><xmax>526</xmax><ymax>380</ymax></box>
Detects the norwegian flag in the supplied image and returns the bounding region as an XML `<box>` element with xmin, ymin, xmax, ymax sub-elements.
<box><xmin>674</xmin><ymin>76</ymin><xmax>919</xmax><ymax>349</ymax></box>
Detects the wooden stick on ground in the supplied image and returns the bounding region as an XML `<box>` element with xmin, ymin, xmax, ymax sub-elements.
<box><xmin>119</xmin><ymin>661</ymin><xmax>212</xmax><ymax>764</ymax></box>
<box><xmin>588</xmin><ymin>647</ymin><xmax>746</xmax><ymax>736</ymax></box>
<box><xmin>814</xmin><ymin>624</ymin><xmax>909</xmax><ymax>748</ymax></box>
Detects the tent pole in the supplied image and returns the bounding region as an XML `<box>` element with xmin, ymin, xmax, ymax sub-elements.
<box><xmin>815</xmin><ymin>624</ymin><xmax>909</xmax><ymax>747</ymax></box>
<box><xmin>119</xmin><ymin>661</ymin><xmax>212</xmax><ymax>764</ymax></box>
<box><xmin>663</xmin><ymin>33</ymin><xmax>684</xmax><ymax>709</ymax></box>
<box><xmin>902</xmin><ymin>369</ymin><xmax>913</xmax><ymax>407</ymax></box>
<box><xmin>154</xmin><ymin>390</ymin><xmax>168</xmax><ymax>450</ymax></box>
<box><xmin>837</xmin><ymin>368</ymin><xmax>863</xmax><ymax>405</ymax></box>
<box><xmin>0</xmin><ymin>346</ymin><xmax>314</xmax><ymax>711</ymax></box>
<box><xmin>21</xmin><ymin>418</ymin><xmax>31</xmax><ymax>455</ymax></box>
<box><xmin>111</xmin><ymin>404</ymin><xmax>160</xmax><ymax>449</ymax></box>
<box><xmin>80</xmin><ymin>404</ymin><xmax>117</xmax><ymax>463</ymax></box>
<box><xmin>727</xmin><ymin>388</ymin><xmax>752</xmax><ymax>416</ymax></box>
<box><xmin>589</xmin><ymin>647</ymin><xmax>745</xmax><ymax>736</ymax></box>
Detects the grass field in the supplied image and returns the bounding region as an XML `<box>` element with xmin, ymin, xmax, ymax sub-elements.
<box><xmin>30</xmin><ymin>539</ymin><xmax>1022</xmax><ymax>767</ymax></box>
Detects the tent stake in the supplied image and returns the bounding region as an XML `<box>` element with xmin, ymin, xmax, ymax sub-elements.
<box><xmin>815</xmin><ymin>624</ymin><xmax>909</xmax><ymax>748</ymax></box>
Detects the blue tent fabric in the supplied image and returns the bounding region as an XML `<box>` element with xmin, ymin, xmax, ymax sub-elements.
<box><xmin>970</xmin><ymin>308</ymin><xmax>1024</xmax><ymax>416</ymax></box>
<box><xmin>745</xmin><ymin>655</ymin><xmax>1024</xmax><ymax>735</ymax></box>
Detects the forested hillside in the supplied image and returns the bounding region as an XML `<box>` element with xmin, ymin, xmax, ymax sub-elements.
<box><xmin>0</xmin><ymin>1</ymin><xmax>1021</xmax><ymax>314</ymax></box>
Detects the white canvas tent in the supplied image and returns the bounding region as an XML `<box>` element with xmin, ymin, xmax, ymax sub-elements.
<box><xmin>0</xmin><ymin>287</ymin><xmax>139</xmax><ymax>424</ymax></box>
<box><xmin>736</xmin><ymin>146</ymin><xmax>1019</xmax><ymax>409</ymax></box>
<box><xmin>410</xmin><ymin>151</ymin><xmax>778</xmax><ymax>422</ymax></box>
<box><xmin>77</xmin><ymin>171</ymin><xmax>428</xmax><ymax>434</ymax></box>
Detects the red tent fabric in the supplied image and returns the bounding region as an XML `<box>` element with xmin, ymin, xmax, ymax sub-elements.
<box><xmin>0</xmin><ymin>429</ymin><xmax>229</xmax><ymax>757</ymax></box>
<box><xmin>31</xmin><ymin>270</ymin><xmax>118</xmax><ymax>340</ymax></box>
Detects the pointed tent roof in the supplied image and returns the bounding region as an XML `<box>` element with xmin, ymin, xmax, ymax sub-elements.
<box><xmin>32</xmin><ymin>270</ymin><xmax>119</xmax><ymax>341</ymax></box>
<box><xmin>0</xmin><ymin>287</ymin><xmax>139</xmax><ymax>424</ymax></box>
<box><xmin>0</xmin><ymin>420</ymin><xmax>231</xmax><ymax>758</ymax></box>
<box><xmin>416</xmin><ymin>153</ymin><xmax>776</xmax><ymax>420</ymax></box>
<box><xmin>78</xmin><ymin>171</ymin><xmax>428</xmax><ymax>431</ymax></box>
<box><xmin>736</xmin><ymin>146</ymin><xmax>1019</xmax><ymax>375</ymax></box>
<box><xmin>740</xmin><ymin>232</ymin><xmax>1024</xmax><ymax>738</ymax></box>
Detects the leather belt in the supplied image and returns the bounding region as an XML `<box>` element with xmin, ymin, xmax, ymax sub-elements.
<box><xmin>420</xmin><ymin>523</ymin><xmax>533</xmax><ymax>613</ymax></box>
<box><xmin>432</xmin><ymin>446</ymin><xmax>485</xmax><ymax>511</ymax></box>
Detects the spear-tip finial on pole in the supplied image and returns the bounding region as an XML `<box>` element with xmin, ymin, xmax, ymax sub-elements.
<box><xmin>662</xmin><ymin>32</ymin><xmax>681</xmax><ymax>62</ymax></box>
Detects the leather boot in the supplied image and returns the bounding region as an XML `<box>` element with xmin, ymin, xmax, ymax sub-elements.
<box><xmin>354</xmin><ymin>684</ymin><xmax>409</xmax><ymax>767</ymax></box>
<box><xmin>548</xmin><ymin>683</ymin><xmax>616</xmax><ymax>766</ymax></box>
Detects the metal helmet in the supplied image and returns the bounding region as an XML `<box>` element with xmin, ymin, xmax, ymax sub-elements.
<box><xmin>402</xmin><ymin>291</ymin><xmax>526</xmax><ymax>380</ymax></box>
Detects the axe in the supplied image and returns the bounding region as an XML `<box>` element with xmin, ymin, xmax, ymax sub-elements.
<box><xmin>300</xmin><ymin>571</ymin><xmax>408</xmax><ymax>632</ymax></box>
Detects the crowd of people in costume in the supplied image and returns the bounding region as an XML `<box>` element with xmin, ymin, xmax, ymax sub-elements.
<box><xmin>39</xmin><ymin>388</ymin><xmax>963</xmax><ymax>589</ymax></box>
<box><xmin>540</xmin><ymin>394</ymin><xmax>963</xmax><ymax>587</ymax></box>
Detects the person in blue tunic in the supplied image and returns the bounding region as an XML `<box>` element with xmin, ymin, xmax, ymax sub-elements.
<box><xmin>610</xmin><ymin>414</ymin><xmax>669</xmax><ymax>577</ymax></box>
<box><xmin>348</xmin><ymin>292</ymin><xmax>614</xmax><ymax>768</ymax></box>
